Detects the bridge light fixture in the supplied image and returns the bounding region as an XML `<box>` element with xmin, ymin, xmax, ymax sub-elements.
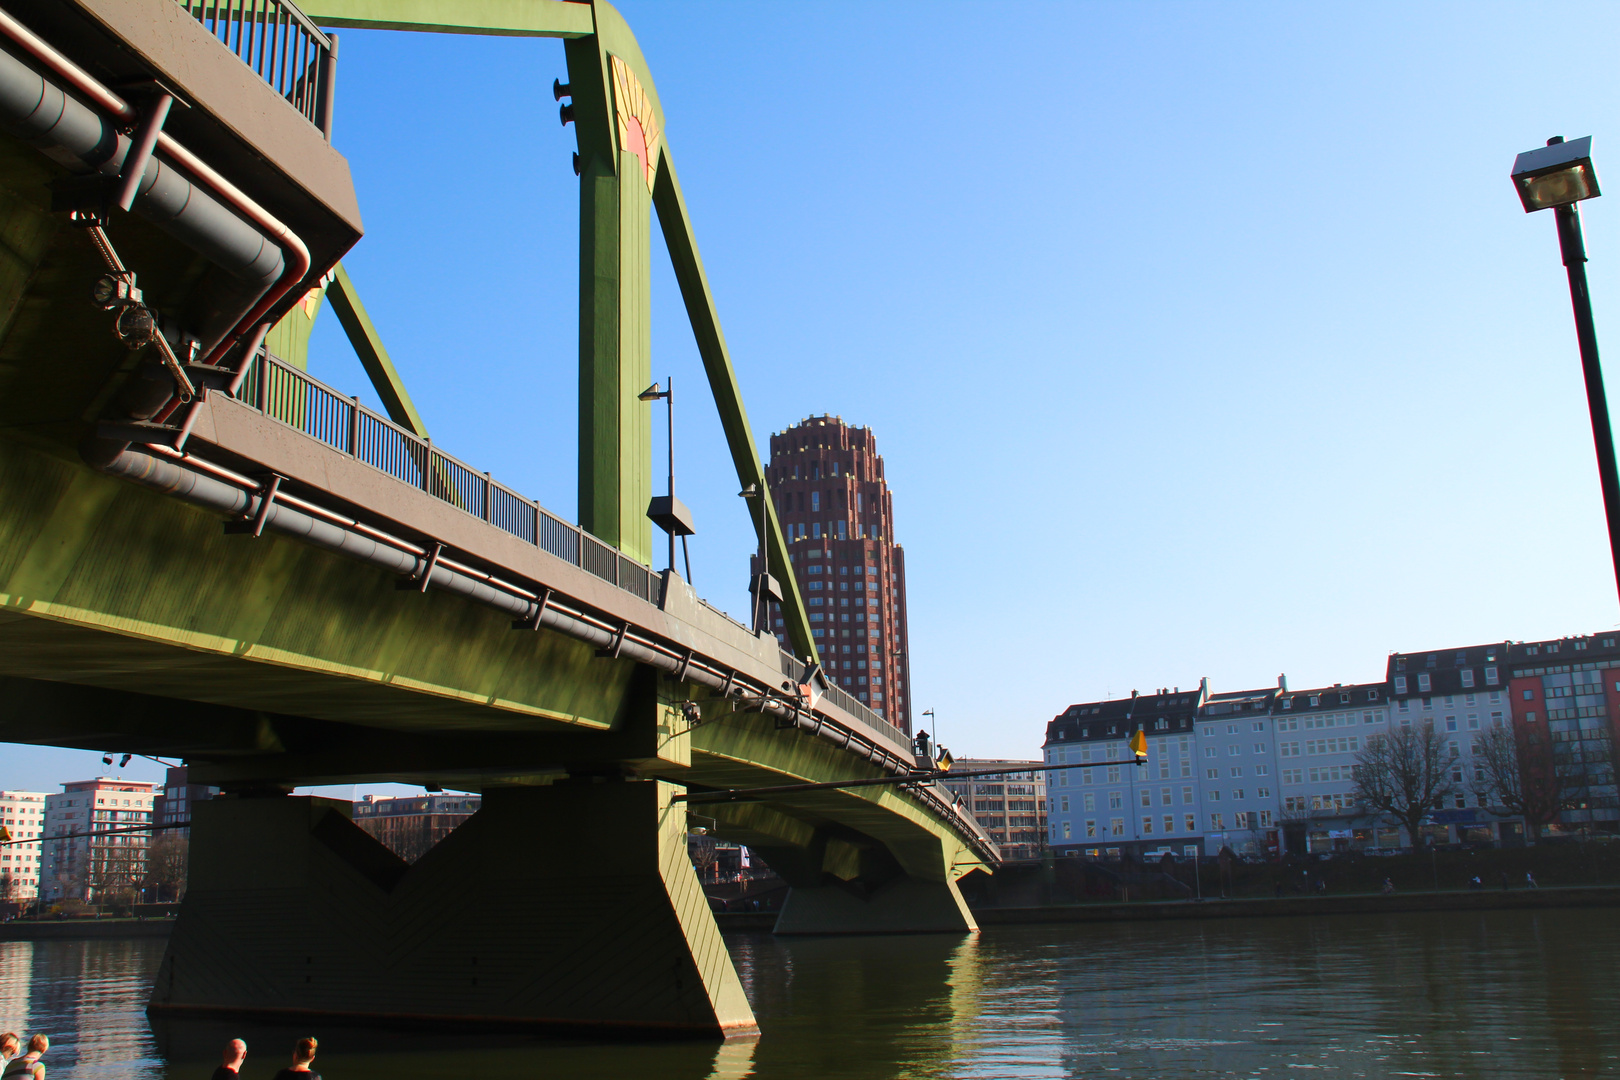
<box><xmin>114</xmin><ymin>303</ymin><xmax>157</xmax><ymax>348</ymax></box>
<box><xmin>101</xmin><ymin>753</ymin><xmax>113</xmax><ymax>766</ymax></box>
<box><xmin>1512</xmin><ymin>136</ymin><xmax>1600</xmax><ymax>212</ymax></box>
<box><xmin>119</xmin><ymin>754</ymin><xmax>132</xmax><ymax>768</ymax></box>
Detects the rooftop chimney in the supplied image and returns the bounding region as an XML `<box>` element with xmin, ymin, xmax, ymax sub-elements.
<box><xmin>1278</xmin><ymin>673</ymin><xmax>1288</xmax><ymax>691</ymax></box>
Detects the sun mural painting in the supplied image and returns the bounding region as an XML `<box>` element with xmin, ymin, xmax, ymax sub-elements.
<box><xmin>610</xmin><ymin>54</ymin><xmax>661</xmax><ymax>194</ymax></box>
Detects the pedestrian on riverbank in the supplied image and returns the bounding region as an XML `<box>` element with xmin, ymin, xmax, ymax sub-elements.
<box><xmin>270</xmin><ymin>1037</ymin><xmax>320</xmax><ymax>1080</ymax></box>
<box><xmin>1381</xmin><ymin>878</ymin><xmax>1394</xmax><ymax>895</ymax></box>
<box><xmin>1</xmin><ymin>1034</ymin><xmax>46</xmax><ymax>1080</ymax></box>
<box><xmin>1526</xmin><ymin>871</ymin><xmax>1538</xmax><ymax>889</ymax></box>
<box><xmin>211</xmin><ymin>1038</ymin><xmax>246</xmax><ymax>1080</ymax></box>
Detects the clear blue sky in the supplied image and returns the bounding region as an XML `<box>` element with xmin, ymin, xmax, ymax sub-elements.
<box><xmin>7</xmin><ymin>1</ymin><xmax>1620</xmax><ymax>791</ymax></box>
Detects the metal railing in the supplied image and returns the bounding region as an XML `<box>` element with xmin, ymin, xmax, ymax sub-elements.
<box><xmin>176</xmin><ymin>0</ymin><xmax>336</xmax><ymax>137</ymax></box>
<box><xmin>238</xmin><ymin>351</ymin><xmax>659</xmax><ymax>603</ymax></box>
<box><xmin>235</xmin><ymin>351</ymin><xmax>902</xmax><ymax>739</ymax></box>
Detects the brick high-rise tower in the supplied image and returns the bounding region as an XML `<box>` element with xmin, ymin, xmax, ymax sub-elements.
<box><xmin>758</xmin><ymin>415</ymin><xmax>912</xmax><ymax>732</ymax></box>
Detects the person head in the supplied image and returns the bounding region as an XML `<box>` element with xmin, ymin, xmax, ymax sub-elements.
<box><xmin>0</xmin><ymin>1033</ymin><xmax>17</xmax><ymax>1059</ymax></box>
<box><xmin>222</xmin><ymin>1039</ymin><xmax>246</xmax><ymax>1068</ymax></box>
<box><xmin>293</xmin><ymin>1037</ymin><xmax>317</xmax><ymax>1065</ymax></box>
<box><xmin>26</xmin><ymin>1036</ymin><xmax>45</xmax><ymax>1056</ymax></box>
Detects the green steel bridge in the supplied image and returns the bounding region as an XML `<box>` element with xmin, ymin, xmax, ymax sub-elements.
<box><xmin>0</xmin><ymin>0</ymin><xmax>995</xmax><ymax>1039</ymax></box>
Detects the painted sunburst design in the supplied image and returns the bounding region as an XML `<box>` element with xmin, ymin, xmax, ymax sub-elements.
<box><xmin>610</xmin><ymin>54</ymin><xmax>661</xmax><ymax>194</ymax></box>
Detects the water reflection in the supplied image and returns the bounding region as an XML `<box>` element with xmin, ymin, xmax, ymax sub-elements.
<box><xmin>1</xmin><ymin>910</ymin><xmax>1617</xmax><ymax>1078</ymax></box>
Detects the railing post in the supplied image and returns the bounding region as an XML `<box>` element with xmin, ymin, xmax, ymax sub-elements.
<box><xmin>257</xmin><ymin>350</ymin><xmax>270</xmax><ymax>414</ymax></box>
<box><xmin>349</xmin><ymin>396</ymin><xmax>360</xmax><ymax>457</ymax></box>
<box><xmin>422</xmin><ymin>438</ymin><xmax>432</xmax><ymax>494</ymax></box>
<box><xmin>532</xmin><ymin>501</ymin><xmax>540</xmax><ymax>548</ymax></box>
<box><xmin>483</xmin><ymin>472</ymin><xmax>492</xmax><ymax>522</ymax></box>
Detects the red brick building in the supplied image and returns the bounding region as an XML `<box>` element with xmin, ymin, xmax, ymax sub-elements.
<box><xmin>760</xmin><ymin>416</ymin><xmax>912</xmax><ymax>731</ymax></box>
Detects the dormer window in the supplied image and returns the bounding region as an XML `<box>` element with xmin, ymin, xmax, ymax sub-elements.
<box><xmin>1309</xmin><ymin>695</ymin><xmax>1320</xmax><ymax>706</ymax></box>
<box><xmin>1282</xmin><ymin>698</ymin><xmax>1293</xmax><ymax>709</ymax></box>
<box><xmin>1426</xmin><ymin>654</ymin><xmax>1437</xmax><ymax>669</ymax></box>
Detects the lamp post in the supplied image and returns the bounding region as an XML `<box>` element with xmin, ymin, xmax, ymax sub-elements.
<box><xmin>1512</xmin><ymin>136</ymin><xmax>1620</xmax><ymax>603</ymax></box>
<box><xmin>738</xmin><ymin>483</ymin><xmax>778</xmax><ymax>635</ymax></box>
<box><xmin>640</xmin><ymin>379</ymin><xmax>695</xmax><ymax>582</ymax></box>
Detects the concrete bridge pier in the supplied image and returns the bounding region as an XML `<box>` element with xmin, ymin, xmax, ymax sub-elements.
<box><xmin>756</xmin><ymin>833</ymin><xmax>978</xmax><ymax>936</ymax></box>
<box><xmin>149</xmin><ymin>782</ymin><xmax>757</xmax><ymax>1038</ymax></box>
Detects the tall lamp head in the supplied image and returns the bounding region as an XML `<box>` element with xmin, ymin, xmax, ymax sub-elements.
<box><xmin>1512</xmin><ymin>136</ymin><xmax>1601</xmax><ymax>213</ymax></box>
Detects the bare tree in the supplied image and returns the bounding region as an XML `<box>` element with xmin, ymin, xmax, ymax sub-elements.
<box><xmin>1472</xmin><ymin>723</ymin><xmax>1578</xmax><ymax>839</ymax></box>
<box><xmin>1353</xmin><ymin>722</ymin><xmax>1455</xmax><ymax>847</ymax></box>
<box><xmin>688</xmin><ymin>835</ymin><xmax>718</xmax><ymax>882</ymax></box>
<box><xmin>144</xmin><ymin>834</ymin><xmax>189</xmax><ymax>903</ymax></box>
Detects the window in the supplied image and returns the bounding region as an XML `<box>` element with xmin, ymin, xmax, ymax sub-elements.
<box><xmin>1256</xmin><ymin>788</ymin><xmax>1271</xmax><ymax>799</ymax></box>
<box><xmin>1485</xmin><ymin>666</ymin><xmax>1499</xmax><ymax>685</ymax></box>
<box><xmin>1161</xmin><ymin>788</ymin><xmax>1172</xmax><ymax>805</ymax></box>
<box><xmin>1209</xmin><ymin>790</ymin><xmax>1221</xmax><ymax>801</ymax></box>
<box><xmin>1209</xmin><ymin>814</ymin><xmax>1225</xmax><ymax>831</ymax></box>
<box><xmin>1083</xmin><ymin>793</ymin><xmax>1095</xmax><ymax>811</ymax></box>
<box><xmin>1206</xmin><ymin>768</ymin><xmax>1219</xmax><ymax>779</ymax></box>
<box><xmin>1418</xmin><ymin>674</ymin><xmax>1432</xmax><ymax>692</ymax></box>
<box><xmin>1109</xmin><ymin>792</ymin><xmax>1122</xmax><ymax>809</ymax></box>
<box><xmin>1140</xmin><ymin>790</ymin><xmax>1152</xmax><ymax>808</ymax></box>
<box><xmin>1526</xmin><ymin>711</ymin><xmax>1537</xmax><ymax>723</ymax></box>
<box><xmin>1083</xmin><ymin>820</ymin><xmax>1095</xmax><ymax>838</ymax></box>
<box><xmin>1461</xmin><ymin>669</ymin><xmax>1475</xmax><ymax>688</ymax></box>
<box><xmin>1253</xmin><ymin>721</ymin><xmax>1266</xmax><ymax>732</ymax></box>
<box><xmin>1107</xmin><ymin>766</ymin><xmax>1121</xmax><ymax>784</ymax></box>
<box><xmin>1204</xmin><ymin>747</ymin><xmax>1217</xmax><ymax>758</ymax></box>
<box><xmin>1228</xmin><ymin>746</ymin><xmax>1240</xmax><ymax>757</ymax></box>
<box><xmin>1230</xmin><ymin>766</ymin><xmax>1243</xmax><ymax>778</ymax></box>
<box><xmin>1226</xmin><ymin>724</ymin><xmax>1239</xmax><ymax>735</ymax></box>
<box><xmin>1524</xmin><ymin>689</ymin><xmax>1535</xmax><ymax>700</ymax></box>
<box><xmin>1164</xmin><ymin>815</ymin><xmax>1176</xmax><ymax>834</ymax></box>
<box><xmin>1110</xmin><ymin>818</ymin><xmax>1125</xmax><ymax>837</ymax></box>
<box><xmin>1182</xmin><ymin>786</ymin><xmax>1194</xmax><ymax>804</ymax></box>
<box><xmin>1446</xmin><ymin>718</ymin><xmax>1458</xmax><ymax>731</ymax></box>
<box><xmin>1254</xmin><ymin>742</ymin><xmax>1268</xmax><ymax>753</ymax></box>
<box><xmin>1234</xmin><ymin>812</ymin><xmax>1251</xmax><ymax>829</ymax></box>
<box><xmin>1141</xmin><ymin>817</ymin><xmax>1154</xmax><ymax>835</ymax></box>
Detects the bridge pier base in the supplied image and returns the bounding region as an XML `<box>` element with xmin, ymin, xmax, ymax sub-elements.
<box><xmin>149</xmin><ymin>782</ymin><xmax>756</xmax><ymax>1038</ymax></box>
<box><xmin>772</xmin><ymin>876</ymin><xmax>977</xmax><ymax>935</ymax></box>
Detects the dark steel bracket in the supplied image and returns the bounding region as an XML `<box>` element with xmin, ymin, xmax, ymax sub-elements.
<box><xmin>395</xmin><ymin>542</ymin><xmax>442</xmax><ymax>592</ymax></box>
<box><xmin>511</xmin><ymin>587</ymin><xmax>553</xmax><ymax>630</ymax></box>
<box><xmin>223</xmin><ymin>475</ymin><xmax>282</xmax><ymax>538</ymax></box>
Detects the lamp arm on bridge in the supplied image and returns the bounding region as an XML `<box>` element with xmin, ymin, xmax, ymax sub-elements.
<box><xmin>675</xmin><ymin>755</ymin><xmax>1148</xmax><ymax>805</ymax></box>
<box><xmin>651</xmin><ymin>147</ymin><xmax>814</xmax><ymax>663</ymax></box>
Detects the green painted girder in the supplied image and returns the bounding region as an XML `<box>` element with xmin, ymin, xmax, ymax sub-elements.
<box><xmin>326</xmin><ymin>263</ymin><xmax>430</xmax><ymax>437</ymax></box>
<box><xmin>297</xmin><ymin>0</ymin><xmax>819</xmax><ymax>664</ymax></box>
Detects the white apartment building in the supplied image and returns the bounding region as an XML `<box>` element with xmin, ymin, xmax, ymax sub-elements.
<box><xmin>0</xmin><ymin>790</ymin><xmax>48</xmax><ymax>900</ymax></box>
<box><xmin>1044</xmin><ymin>684</ymin><xmax>1205</xmax><ymax>859</ymax></box>
<box><xmin>1275</xmin><ymin>682</ymin><xmax>1392</xmax><ymax>853</ymax></box>
<box><xmin>1195</xmin><ymin>686</ymin><xmax>1282</xmax><ymax>856</ymax></box>
<box><xmin>42</xmin><ymin>778</ymin><xmax>155</xmax><ymax>903</ymax></box>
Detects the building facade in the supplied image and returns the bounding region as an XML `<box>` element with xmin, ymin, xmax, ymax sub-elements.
<box><xmin>1044</xmin><ymin>685</ymin><xmax>1206</xmax><ymax>860</ymax></box>
<box><xmin>352</xmin><ymin>793</ymin><xmax>482</xmax><ymax>862</ymax></box>
<box><xmin>153</xmin><ymin>765</ymin><xmax>219</xmax><ymax>838</ymax></box>
<box><xmin>1275</xmin><ymin>681</ymin><xmax>1392</xmax><ymax>853</ymax></box>
<box><xmin>0</xmin><ymin>791</ymin><xmax>47</xmax><ymax>901</ymax></box>
<box><xmin>940</xmin><ymin>759</ymin><xmax>1048</xmax><ymax>860</ymax></box>
<box><xmin>761</xmin><ymin>416</ymin><xmax>911</xmax><ymax>730</ymax></box>
<box><xmin>1196</xmin><ymin>685</ymin><xmax>1282</xmax><ymax>856</ymax></box>
<box><xmin>1504</xmin><ymin>633</ymin><xmax>1620</xmax><ymax>836</ymax></box>
<box><xmin>1388</xmin><ymin>642</ymin><xmax>1521</xmax><ymax>844</ymax></box>
<box><xmin>41</xmin><ymin>778</ymin><xmax>155</xmax><ymax>903</ymax></box>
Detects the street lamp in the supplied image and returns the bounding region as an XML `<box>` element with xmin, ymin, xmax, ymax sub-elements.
<box><xmin>1512</xmin><ymin>136</ymin><xmax>1620</xmax><ymax>603</ymax></box>
<box><xmin>738</xmin><ymin>483</ymin><xmax>780</xmax><ymax>634</ymax></box>
<box><xmin>640</xmin><ymin>379</ymin><xmax>695</xmax><ymax>581</ymax></box>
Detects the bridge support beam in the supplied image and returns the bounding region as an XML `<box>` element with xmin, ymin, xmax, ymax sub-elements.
<box><xmin>754</xmin><ymin>831</ymin><xmax>978</xmax><ymax>936</ymax></box>
<box><xmin>772</xmin><ymin>875</ymin><xmax>977</xmax><ymax>936</ymax></box>
<box><xmin>150</xmin><ymin>782</ymin><xmax>756</xmax><ymax>1038</ymax></box>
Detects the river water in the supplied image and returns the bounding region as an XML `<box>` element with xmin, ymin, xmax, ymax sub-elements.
<box><xmin>2</xmin><ymin>908</ymin><xmax>1615</xmax><ymax>1079</ymax></box>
